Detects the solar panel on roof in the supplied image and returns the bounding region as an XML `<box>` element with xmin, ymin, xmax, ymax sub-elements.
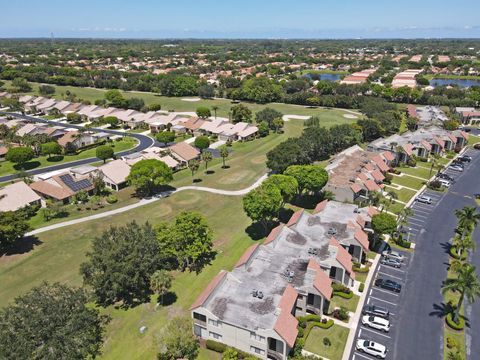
<box><xmin>59</xmin><ymin>174</ymin><xmax>92</xmax><ymax>192</ymax></box>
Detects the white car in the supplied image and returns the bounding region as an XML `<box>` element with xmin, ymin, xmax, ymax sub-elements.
<box><xmin>382</xmin><ymin>250</ymin><xmax>405</xmax><ymax>263</ymax></box>
<box><xmin>449</xmin><ymin>165</ymin><xmax>464</xmax><ymax>172</ymax></box>
<box><xmin>438</xmin><ymin>179</ymin><xmax>450</xmax><ymax>188</ymax></box>
<box><xmin>416</xmin><ymin>195</ymin><xmax>432</xmax><ymax>204</ymax></box>
<box><xmin>356</xmin><ymin>339</ymin><xmax>387</xmax><ymax>359</ymax></box>
<box><xmin>362</xmin><ymin>315</ymin><xmax>391</xmax><ymax>332</ymax></box>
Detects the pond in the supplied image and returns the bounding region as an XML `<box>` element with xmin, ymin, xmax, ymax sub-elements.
<box><xmin>429</xmin><ymin>78</ymin><xmax>480</xmax><ymax>88</ymax></box>
<box><xmin>302</xmin><ymin>73</ymin><xmax>343</xmax><ymax>82</ymax></box>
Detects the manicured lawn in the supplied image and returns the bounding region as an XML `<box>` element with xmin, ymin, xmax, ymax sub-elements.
<box><xmin>304</xmin><ymin>325</ymin><xmax>349</xmax><ymax>360</ymax></box>
<box><xmin>389</xmin><ymin>202</ymin><xmax>406</xmax><ymax>215</ymax></box>
<box><xmin>384</xmin><ymin>186</ymin><xmax>417</xmax><ymax>203</ymax></box>
<box><xmin>397</xmin><ymin>165</ymin><xmax>433</xmax><ymax>180</ymax></box>
<box><xmin>3</xmin><ymin>80</ymin><xmax>363</xmax><ymax>121</ymax></box>
<box><xmin>0</xmin><ymin>190</ymin><xmax>257</xmax><ymax>360</ymax></box>
<box><xmin>468</xmin><ymin>135</ymin><xmax>480</xmax><ymax>145</ymax></box>
<box><xmin>354</xmin><ymin>271</ymin><xmax>368</xmax><ymax>283</ymax></box>
<box><xmin>391</xmin><ymin>174</ymin><xmax>425</xmax><ymax>190</ymax></box>
<box><xmin>0</xmin><ymin>137</ymin><xmax>138</xmax><ymax>177</ymax></box>
<box><xmin>329</xmin><ymin>294</ymin><xmax>360</xmax><ymax>313</ymax></box>
<box><xmin>197</xmin><ymin>348</ymin><xmax>221</xmax><ymax>360</ymax></box>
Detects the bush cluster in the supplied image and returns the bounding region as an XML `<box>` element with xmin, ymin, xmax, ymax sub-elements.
<box><xmin>445</xmin><ymin>313</ymin><xmax>465</xmax><ymax>331</ymax></box>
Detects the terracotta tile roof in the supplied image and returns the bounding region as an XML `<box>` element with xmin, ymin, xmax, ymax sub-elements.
<box><xmin>351</xmin><ymin>184</ymin><xmax>362</xmax><ymax>193</ymax></box>
<box><xmin>30</xmin><ymin>179</ymin><xmax>73</xmax><ymax>200</ymax></box>
<box><xmin>420</xmin><ymin>140</ymin><xmax>432</xmax><ymax>151</ymax></box>
<box><xmin>447</xmin><ymin>133</ymin><xmax>457</xmax><ymax>144</ymax></box>
<box><xmin>313</xmin><ymin>200</ymin><xmax>328</xmax><ymax>214</ymax></box>
<box><xmin>364</xmin><ymin>163</ymin><xmax>375</xmax><ymax>172</ymax></box>
<box><xmin>235</xmin><ymin>244</ymin><xmax>259</xmax><ymax>268</ymax></box>
<box><xmin>99</xmin><ymin>159</ymin><xmax>131</xmax><ymax>185</ymax></box>
<box><xmin>274</xmin><ymin>285</ymin><xmax>299</xmax><ymax>348</ymax></box>
<box><xmin>433</xmin><ymin>136</ymin><xmax>445</xmax><ymax>149</ymax></box>
<box><xmin>169</xmin><ymin>142</ymin><xmax>200</xmax><ymax>162</ymax></box>
<box><xmin>308</xmin><ymin>259</ymin><xmax>333</xmax><ymax>300</ymax></box>
<box><xmin>183</xmin><ymin>117</ymin><xmax>205</xmax><ymax>131</ymax></box>
<box><xmin>358</xmin><ymin>173</ymin><xmax>368</xmax><ymax>182</ymax></box>
<box><xmin>363</xmin><ymin>179</ymin><xmax>380</xmax><ymax>191</ymax></box>
<box><xmin>354</xmin><ymin>228</ymin><xmax>370</xmax><ymax>251</ymax></box>
<box><xmin>371</xmin><ymin>169</ymin><xmax>385</xmax><ymax>182</ymax></box>
<box><xmin>368</xmin><ymin>206</ymin><xmax>379</xmax><ymax>217</ymax></box>
<box><xmin>382</xmin><ymin>151</ymin><xmax>395</xmax><ymax>161</ymax></box>
<box><xmin>264</xmin><ymin>224</ymin><xmax>284</xmax><ymax>245</ymax></box>
<box><xmin>58</xmin><ymin>131</ymin><xmax>78</xmax><ymax>147</ymax></box>
<box><xmin>190</xmin><ymin>270</ymin><xmax>227</xmax><ymax>310</ymax></box>
<box><xmin>0</xmin><ymin>146</ymin><xmax>7</xmax><ymax>156</ymax></box>
<box><xmin>407</xmin><ymin>105</ymin><xmax>418</xmax><ymax>119</ymax></box>
<box><xmin>356</xmin><ymin>215</ymin><xmax>366</xmax><ymax>229</ymax></box>
<box><xmin>372</xmin><ymin>155</ymin><xmax>389</xmax><ymax>172</ymax></box>
<box><xmin>287</xmin><ymin>209</ymin><xmax>304</xmax><ymax>227</ymax></box>
<box><xmin>330</xmin><ymin>238</ymin><xmax>354</xmax><ymax>278</ymax></box>
<box><xmin>402</xmin><ymin>143</ymin><xmax>414</xmax><ymax>156</ymax></box>
<box><xmin>460</xmin><ymin>131</ymin><xmax>469</xmax><ymax>140</ymax></box>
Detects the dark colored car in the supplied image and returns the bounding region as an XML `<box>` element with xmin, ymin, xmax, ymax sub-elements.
<box><xmin>375</xmin><ymin>278</ymin><xmax>402</xmax><ymax>293</ymax></box>
<box><xmin>474</xmin><ymin>143</ymin><xmax>480</xmax><ymax>150</ymax></box>
<box><xmin>438</xmin><ymin>173</ymin><xmax>454</xmax><ymax>182</ymax></box>
<box><xmin>452</xmin><ymin>160</ymin><xmax>465</xmax><ymax>168</ymax></box>
<box><xmin>362</xmin><ymin>305</ymin><xmax>390</xmax><ymax>319</ymax></box>
<box><xmin>457</xmin><ymin>155</ymin><xmax>472</xmax><ymax>163</ymax></box>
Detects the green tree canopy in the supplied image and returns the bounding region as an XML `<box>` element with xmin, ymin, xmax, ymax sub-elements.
<box><xmin>157</xmin><ymin>211</ymin><xmax>215</xmax><ymax>272</ymax></box>
<box><xmin>266</xmin><ymin>138</ymin><xmax>310</xmax><ymax>173</ymax></box>
<box><xmin>96</xmin><ymin>144</ymin><xmax>114</xmax><ymax>163</ymax></box>
<box><xmin>284</xmin><ymin>165</ymin><xmax>329</xmax><ymax>194</ymax></box>
<box><xmin>264</xmin><ymin>174</ymin><xmax>299</xmax><ymax>206</ymax></box>
<box><xmin>38</xmin><ymin>84</ymin><xmax>55</xmax><ymax>95</ymax></box>
<box><xmin>5</xmin><ymin>146</ymin><xmax>34</xmax><ymax>168</ymax></box>
<box><xmin>194</xmin><ymin>135</ymin><xmax>210</xmax><ymax>151</ymax></box>
<box><xmin>103</xmin><ymin>116</ymin><xmax>119</xmax><ymax>127</ymax></box>
<box><xmin>196</xmin><ymin>106</ymin><xmax>211</xmax><ymax>119</ymax></box>
<box><xmin>243</xmin><ymin>183</ymin><xmax>283</xmax><ymax>234</ymax></box>
<box><xmin>371</xmin><ymin>213</ymin><xmax>397</xmax><ymax>236</ymax></box>
<box><xmin>0</xmin><ymin>211</ymin><xmax>30</xmax><ymax>250</ymax></box>
<box><xmin>157</xmin><ymin>317</ymin><xmax>199</xmax><ymax>360</ymax></box>
<box><xmin>127</xmin><ymin>159</ymin><xmax>173</xmax><ymax>196</ymax></box>
<box><xmin>81</xmin><ymin>221</ymin><xmax>165</xmax><ymax>306</ymax></box>
<box><xmin>230</xmin><ymin>104</ymin><xmax>253</xmax><ymax>123</ymax></box>
<box><xmin>150</xmin><ymin>269</ymin><xmax>173</xmax><ymax>305</ymax></box>
<box><xmin>40</xmin><ymin>141</ymin><xmax>62</xmax><ymax>159</ymax></box>
<box><xmin>0</xmin><ymin>282</ymin><xmax>107</xmax><ymax>360</ymax></box>
<box><xmin>255</xmin><ymin>107</ymin><xmax>283</xmax><ymax>128</ymax></box>
<box><xmin>156</xmin><ymin>131</ymin><xmax>176</xmax><ymax>145</ymax></box>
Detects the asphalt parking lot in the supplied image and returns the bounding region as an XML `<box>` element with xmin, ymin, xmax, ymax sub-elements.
<box><xmin>350</xmin><ymin>148</ymin><xmax>479</xmax><ymax>359</ymax></box>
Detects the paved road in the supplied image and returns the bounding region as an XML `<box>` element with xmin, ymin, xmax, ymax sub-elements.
<box><xmin>26</xmin><ymin>173</ymin><xmax>268</xmax><ymax>236</ymax></box>
<box><xmin>0</xmin><ymin>112</ymin><xmax>155</xmax><ymax>182</ymax></box>
<box><xmin>350</xmin><ymin>148</ymin><xmax>480</xmax><ymax>360</ymax></box>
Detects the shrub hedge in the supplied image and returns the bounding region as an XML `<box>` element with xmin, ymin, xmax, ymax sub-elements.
<box><xmin>359</xmin><ymin>283</ymin><xmax>365</xmax><ymax>292</ymax></box>
<box><xmin>333</xmin><ymin>291</ymin><xmax>354</xmax><ymax>299</ymax></box>
<box><xmin>206</xmin><ymin>340</ymin><xmax>255</xmax><ymax>359</ymax></box>
<box><xmin>449</xmin><ymin>246</ymin><xmax>467</xmax><ymax>260</ymax></box>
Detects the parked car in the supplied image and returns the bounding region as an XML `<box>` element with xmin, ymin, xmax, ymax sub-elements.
<box><xmin>375</xmin><ymin>278</ymin><xmax>402</xmax><ymax>293</ymax></box>
<box><xmin>382</xmin><ymin>250</ymin><xmax>405</xmax><ymax>262</ymax></box>
<box><xmin>362</xmin><ymin>305</ymin><xmax>390</xmax><ymax>319</ymax></box>
<box><xmin>438</xmin><ymin>179</ymin><xmax>451</xmax><ymax>188</ymax></box>
<box><xmin>452</xmin><ymin>161</ymin><xmax>465</xmax><ymax>168</ymax></box>
<box><xmin>362</xmin><ymin>315</ymin><xmax>391</xmax><ymax>332</ymax></box>
<box><xmin>457</xmin><ymin>155</ymin><xmax>472</xmax><ymax>162</ymax></box>
<box><xmin>380</xmin><ymin>257</ymin><xmax>402</xmax><ymax>268</ymax></box>
<box><xmin>356</xmin><ymin>339</ymin><xmax>387</xmax><ymax>359</ymax></box>
<box><xmin>438</xmin><ymin>173</ymin><xmax>454</xmax><ymax>182</ymax></box>
<box><xmin>474</xmin><ymin>143</ymin><xmax>480</xmax><ymax>150</ymax></box>
<box><xmin>449</xmin><ymin>165</ymin><xmax>464</xmax><ymax>172</ymax></box>
<box><xmin>416</xmin><ymin>195</ymin><xmax>432</xmax><ymax>204</ymax></box>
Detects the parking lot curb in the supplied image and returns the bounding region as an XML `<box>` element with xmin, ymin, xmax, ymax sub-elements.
<box><xmin>342</xmin><ymin>254</ymin><xmax>381</xmax><ymax>360</ymax></box>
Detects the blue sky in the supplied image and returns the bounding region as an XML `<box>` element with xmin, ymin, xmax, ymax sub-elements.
<box><xmin>1</xmin><ymin>0</ymin><xmax>480</xmax><ymax>38</ymax></box>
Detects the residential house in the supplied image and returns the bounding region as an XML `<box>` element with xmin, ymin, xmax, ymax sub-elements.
<box><xmin>30</xmin><ymin>172</ymin><xmax>95</xmax><ymax>204</ymax></box>
<box><xmin>191</xmin><ymin>201</ymin><xmax>370</xmax><ymax>359</ymax></box>
<box><xmin>57</xmin><ymin>131</ymin><xmax>96</xmax><ymax>150</ymax></box>
<box><xmin>325</xmin><ymin>145</ymin><xmax>389</xmax><ymax>204</ymax></box>
<box><xmin>99</xmin><ymin>159</ymin><xmax>131</xmax><ymax>191</ymax></box>
<box><xmin>168</xmin><ymin>142</ymin><xmax>200</xmax><ymax>166</ymax></box>
<box><xmin>0</xmin><ymin>181</ymin><xmax>42</xmax><ymax>212</ymax></box>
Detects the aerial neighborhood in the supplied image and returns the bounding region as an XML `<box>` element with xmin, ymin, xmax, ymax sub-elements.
<box><xmin>1</xmin><ymin>12</ymin><xmax>480</xmax><ymax>360</ymax></box>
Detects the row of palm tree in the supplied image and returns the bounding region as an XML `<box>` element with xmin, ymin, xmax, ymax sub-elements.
<box><xmin>442</xmin><ymin>206</ymin><xmax>480</xmax><ymax>325</ymax></box>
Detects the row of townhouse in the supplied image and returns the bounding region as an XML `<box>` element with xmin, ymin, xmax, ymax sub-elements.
<box><xmin>325</xmin><ymin>145</ymin><xmax>392</xmax><ymax>204</ymax></box>
<box><xmin>367</xmin><ymin>126</ymin><xmax>469</xmax><ymax>164</ymax></box>
<box><xmin>191</xmin><ymin>200</ymin><xmax>377</xmax><ymax>359</ymax></box>
<box><xmin>4</xmin><ymin>93</ymin><xmax>260</xmax><ymax>142</ymax></box>
<box><xmin>455</xmin><ymin>107</ymin><xmax>480</xmax><ymax>124</ymax></box>
<box><xmin>0</xmin><ymin>116</ymin><xmax>111</xmax><ymax>152</ymax></box>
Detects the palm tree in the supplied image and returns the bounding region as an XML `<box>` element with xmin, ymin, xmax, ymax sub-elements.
<box><xmin>442</xmin><ymin>263</ymin><xmax>480</xmax><ymax>324</ymax></box>
<box><xmin>211</xmin><ymin>105</ymin><xmax>219</xmax><ymax>119</ymax></box>
<box><xmin>454</xmin><ymin>234</ymin><xmax>476</xmax><ymax>258</ymax></box>
<box><xmin>219</xmin><ymin>145</ymin><xmax>229</xmax><ymax>168</ymax></box>
<box><xmin>202</xmin><ymin>151</ymin><xmax>213</xmax><ymax>172</ymax></box>
<box><xmin>150</xmin><ymin>270</ymin><xmax>173</xmax><ymax>306</ymax></box>
<box><xmin>188</xmin><ymin>159</ymin><xmax>200</xmax><ymax>181</ymax></box>
<box><xmin>398</xmin><ymin>207</ymin><xmax>414</xmax><ymax>229</ymax></box>
<box><xmin>455</xmin><ymin>206</ymin><xmax>480</xmax><ymax>241</ymax></box>
<box><xmin>367</xmin><ymin>191</ymin><xmax>382</xmax><ymax>207</ymax></box>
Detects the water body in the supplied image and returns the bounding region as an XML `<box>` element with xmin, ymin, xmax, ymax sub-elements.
<box><xmin>429</xmin><ymin>78</ymin><xmax>480</xmax><ymax>88</ymax></box>
<box><xmin>302</xmin><ymin>73</ymin><xmax>343</xmax><ymax>82</ymax></box>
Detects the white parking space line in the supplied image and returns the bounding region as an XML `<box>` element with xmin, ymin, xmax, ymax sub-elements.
<box><xmin>408</xmin><ymin>219</ymin><xmax>425</xmax><ymax>226</ymax></box>
<box><xmin>354</xmin><ymin>352</ymin><xmax>375</xmax><ymax>360</ymax></box>
<box><xmin>361</xmin><ymin>326</ymin><xmax>391</xmax><ymax>339</ymax></box>
<box><xmin>372</xmin><ymin>287</ymin><xmax>400</xmax><ymax>297</ymax></box>
<box><xmin>370</xmin><ymin>296</ymin><xmax>398</xmax><ymax>306</ymax></box>
<box><xmin>380</xmin><ymin>265</ymin><xmax>405</xmax><ymax>273</ymax></box>
<box><xmin>378</xmin><ymin>271</ymin><xmax>403</xmax><ymax>280</ymax></box>
<box><xmin>410</xmin><ymin>212</ymin><xmax>428</xmax><ymax>218</ymax></box>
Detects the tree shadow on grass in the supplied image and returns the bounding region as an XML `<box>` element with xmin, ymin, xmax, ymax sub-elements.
<box><xmin>245</xmin><ymin>222</ymin><xmax>269</xmax><ymax>241</ymax></box>
<box><xmin>47</xmin><ymin>155</ymin><xmax>64</xmax><ymax>162</ymax></box>
<box><xmin>193</xmin><ymin>178</ymin><xmax>202</xmax><ymax>183</ymax></box>
<box><xmin>159</xmin><ymin>291</ymin><xmax>177</xmax><ymax>307</ymax></box>
<box><xmin>290</xmin><ymin>194</ymin><xmax>323</xmax><ymax>210</ymax></box>
<box><xmin>0</xmin><ymin>235</ymin><xmax>43</xmax><ymax>257</ymax></box>
<box><xmin>205</xmin><ymin>170</ymin><xmax>215</xmax><ymax>175</ymax></box>
<box><xmin>221</xmin><ymin>165</ymin><xmax>231</xmax><ymax>169</ymax></box>
<box><xmin>14</xmin><ymin>161</ymin><xmax>40</xmax><ymax>171</ymax></box>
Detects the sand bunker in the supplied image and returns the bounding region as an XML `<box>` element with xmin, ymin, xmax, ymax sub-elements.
<box><xmin>282</xmin><ymin>115</ymin><xmax>311</xmax><ymax>122</ymax></box>
<box><xmin>181</xmin><ymin>98</ymin><xmax>201</xmax><ymax>102</ymax></box>
<box><xmin>343</xmin><ymin>114</ymin><xmax>358</xmax><ymax>119</ymax></box>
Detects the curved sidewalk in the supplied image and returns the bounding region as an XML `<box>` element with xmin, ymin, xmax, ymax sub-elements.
<box><xmin>26</xmin><ymin>174</ymin><xmax>268</xmax><ymax>236</ymax></box>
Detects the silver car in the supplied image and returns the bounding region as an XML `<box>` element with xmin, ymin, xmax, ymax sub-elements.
<box><xmin>416</xmin><ymin>195</ymin><xmax>432</xmax><ymax>204</ymax></box>
<box><xmin>381</xmin><ymin>250</ymin><xmax>405</xmax><ymax>263</ymax></box>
